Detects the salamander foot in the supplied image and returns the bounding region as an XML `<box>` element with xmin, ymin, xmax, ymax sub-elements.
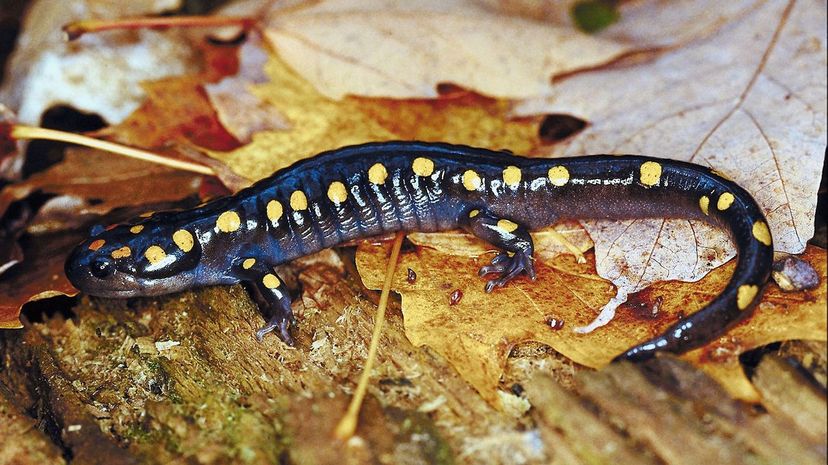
<box><xmin>256</xmin><ymin>313</ymin><xmax>296</xmax><ymax>345</ymax></box>
<box><xmin>479</xmin><ymin>251</ymin><xmax>536</xmax><ymax>292</ymax></box>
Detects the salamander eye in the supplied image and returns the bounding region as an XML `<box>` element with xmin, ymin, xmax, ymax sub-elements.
<box><xmin>90</xmin><ymin>258</ymin><xmax>114</xmax><ymax>279</ymax></box>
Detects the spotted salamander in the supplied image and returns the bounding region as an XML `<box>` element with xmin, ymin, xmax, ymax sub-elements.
<box><xmin>65</xmin><ymin>141</ymin><xmax>774</xmax><ymax>361</ymax></box>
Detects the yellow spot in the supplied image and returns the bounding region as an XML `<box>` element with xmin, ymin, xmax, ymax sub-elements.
<box><xmin>139</xmin><ymin>211</ymin><xmax>154</xmax><ymax>218</ymax></box>
<box><xmin>263</xmin><ymin>273</ymin><xmax>281</xmax><ymax>289</ymax></box>
<box><xmin>111</xmin><ymin>246</ymin><xmax>131</xmax><ymax>259</ymax></box>
<box><xmin>242</xmin><ymin>258</ymin><xmax>256</xmax><ymax>269</ymax></box>
<box><xmin>129</xmin><ymin>225</ymin><xmax>144</xmax><ymax>234</ymax></box>
<box><xmin>502</xmin><ymin>166</ymin><xmax>521</xmax><ymax>187</ymax></box>
<box><xmin>88</xmin><ymin>239</ymin><xmax>105</xmax><ymax>251</ymax></box>
<box><xmin>547</xmin><ymin>166</ymin><xmax>569</xmax><ymax>187</ymax></box>
<box><xmin>412</xmin><ymin>157</ymin><xmax>434</xmax><ymax>177</ymax></box>
<box><xmin>463</xmin><ymin>170</ymin><xmax>482</xmax><ymax>191</ymax></box>
<box><xmin>267</xmin><ymin>200</ymin><xmax>283</xmax><ymax>222</ymax></box>
<box><xmin>752</xmin><ymin>221</ymin><xmax>772</xmax><ymax>246</ymax></box>
<box><xmin>639</xmin><ymin>161</ymin><xmax>662</xmax><ymax>187</ymax></box>
<box><xmin>368</xmin><ymin>163</ymin><xmax>388</xmax><ymax>185</ymax></box>
<box><xmin>173</xmin><ymin>229</ymin><xmax>194</xmax><ymax>252</ymax></box>
<box><xmin>469</xmin><ymin>209</ymin><xmax>479</xmax><ymax>218</ymax></box>
<box><xmin>327</xmin><ymin>181</ymin><xmax>348</xmax><ymax>204</ymax></box>
<box><xmin>216</xmin><ymin>211</ymin><xmax>241</xmax><ymax>233</ymax></box>
<box><xmin>290</xmin><ymin>190</ymin><xmax>308</xmax><ymax>210</ymax></box>
<box><xmin>145</xmin><ymin>245</ymin><xmax>166</xmax><ymax>265</ymax></box>
<box><xmin>497</xmin><ymin>219</ymin><xmax>518</xmax><ymax>233</ymax></box>
<box><xmin>737</xmin><ymin>284</ymin><xmax>759</xmax><ymax>310</ymax></box>
<box><xmin>699</xmin><ymin>196</ymin><xmax>710</xmax><ymax>216</ymax></box>
<box><xmin>717</xmin><ymin>192</ymin><xmax>735</xmax><ymax>211</ymax></box>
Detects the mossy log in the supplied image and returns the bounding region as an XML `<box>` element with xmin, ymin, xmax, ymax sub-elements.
<box><xmin>1</xmin><ymin>249</ymin><xmax>825</xmax><ymax>464</ymax></box>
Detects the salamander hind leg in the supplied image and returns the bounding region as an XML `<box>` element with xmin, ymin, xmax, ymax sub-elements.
<box><xmin>234</xmin><ymin>258</ymin><xmax>296</xmax><ymax>345</ymax></box>
<box><xmin>460</xmin><ymin>208</ymin><xmax>536</xmax><ymax>292</ymax></box>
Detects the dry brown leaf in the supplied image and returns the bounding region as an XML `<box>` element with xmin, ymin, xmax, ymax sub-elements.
<box><xmin>357</xmin><ymin>240</ymin><xmax>613</xmax><ymax>407</ymax></box>
<box><xmin>0</xmin><ymin>148</ymin><xmax>203</xmax><ymax>232</ymax></box>
<box><xmin>0</xmin><ymin>232</ymin><xmax>83</xmax><ymax>329</ymax></box>
<box><xmin>514</xmin><ymin>0</ymin><xmax>827</xmax><ymax>331</ymax></box>
<box><xmin>256</xmin><ymin>0</ymin><xmax>759</xmax><ymax>100</ymax></box>
<box><xmin>101</xmin><ymin>40</ymin><xmax>242</xmax><ymax>152</ymax></box>
<box><xmin>203</xmin><ymin>33</ymin><xmax>290</xmax><ymax>143</ymax></box>
<box><xmin>206</xmin><ymin>52</ymin><xmax>542</xmax><ymax>181</ymax></box>
<box><xmin>0</xmin><ymin>0</ymin><xmax>196</xmax><ymax>125</ymax></box>
<box><xmin>356</xmin><ymin>240</ymin><xmax>826</xmax><ymax>405</ymax></box>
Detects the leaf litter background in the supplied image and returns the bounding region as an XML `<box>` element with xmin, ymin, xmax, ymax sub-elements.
<box><xmin>0</xmin><ymin>0</ymin><xmax>825</xmax><ymax>408</ymax></box>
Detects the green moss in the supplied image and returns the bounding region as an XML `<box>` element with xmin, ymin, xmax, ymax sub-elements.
<box><xmin>215</xmin><ymin>403</ymin><xmax>290</xmax><ymax>463</ymax></box>
<box><xmin>391</xmin><ymin>408</ymin><xmax>455</xmax><ymax>465</ymax></box>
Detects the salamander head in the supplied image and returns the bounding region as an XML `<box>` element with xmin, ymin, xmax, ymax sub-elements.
<box><xmin>65</xmin><ymin>221</ymin><xmax>202</xmax><ymax>298</ymax></box>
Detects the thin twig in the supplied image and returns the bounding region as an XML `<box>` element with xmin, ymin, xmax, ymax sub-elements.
<box><xmin>334</xmin><ymin>232</ymin><xmax>405</xmax><ymax>440</ymax></box>
<box><xmin>10</xmin><ymin>125</ymin><xmax>215</xmax><ymax>176</ymax></box>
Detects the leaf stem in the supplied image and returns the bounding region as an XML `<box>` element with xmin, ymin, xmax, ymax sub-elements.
<box><xmin>63</xmin><ymin>16</ymin><xmax>256</xmax><ymax>41</ymax></box>
<box><xmin>334</xmin><ymin>231</ymin><xmax>405</xmax><ymax>441</ymax></box>
<box><xmin>10</xmin><ymin>125</ymin><xmax>215</xmax><ymax>176</ymax></box>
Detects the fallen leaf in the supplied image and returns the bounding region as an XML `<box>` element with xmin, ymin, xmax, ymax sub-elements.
<box><xmin>357</xmin><ymin>237</ymin><xmax>616</xmax><ymax>406</ymax></box>
<box><xmin>258</xmin><ymin>0</ymin><xmax>758</xmax><ymax>100</ymax></box>
<box><xmin>0</xmin><ymin>0</ymin><xmax>197</xmax><ymax>125</ymax></box>
<box><xmin>203</xmin><ymin>33</ymin><xmax>290</xmax><ymax>143</ymax></box>
<box><xmin>0</xmin><ymin>147</ymin><xmax>203</xmax><ymax>232</ymax></box>
<box><xmin>514</xmin><ymin>0</ymin><xmax>827</xmax><ymax>330</ymax></box>
<box><xmin>0</xmin><ymin>232</ymin><xmax>83</xmax><ymax>328</ymax></box>
<box><xmin>101</xmin><ymin>40</ymin><xmax>242</xmax><ymax>152</ymax></box>
<box><xmin>356</xmin><ymin>240</ymin><xmax>826</xmax><ymax>405</ymax></box>
<box><xmin>260</xmin><ymin>0</ymin><xmax>624</xmax><ymax>100</ymax></box>
<box><xmin>0</xmin><ymin>197</ymin><xmax>33</xmax><ymax>277</ymax></box>
<box><xmin>206</xmin><ymin>51</ymin><xmax>542</xmax><ymax>181</ymax></box>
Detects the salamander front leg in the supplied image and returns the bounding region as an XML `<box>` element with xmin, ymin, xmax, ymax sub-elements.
<box><xmin>235</xmin><ymin>259</ymin><xmax>296</xmax><ymax>345</ymax></box>
<box><xmin>459</xmin><ymin>208</ymin><xmax>536</xmax><ymax>292</ymax></box>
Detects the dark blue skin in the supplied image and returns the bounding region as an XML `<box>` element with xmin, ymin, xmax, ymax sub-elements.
<box><xmin>65</xmin><ymin>142</ymin><xmax>774</xmax><ymax>361</ymax></box>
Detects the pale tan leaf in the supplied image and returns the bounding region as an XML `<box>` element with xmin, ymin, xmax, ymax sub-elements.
<box><xmin>599</xmin><ymin>0</ymin><xmax>759</xmax><ymax>46</ymax></box>
<box><xmin>260</xmin><ymin>0</ymin><xmax>630</xmax><ymax>100</ymax></box>
<box><xmin>515</xmin><ymin>0</ymin><xmax>826</xmax><ymax>330</ymax></box>
<box><xmin>204</xmin><ymin>33</ymin><xmax>290</xmax><ymax>143</ymax></box>
<box><xmin>257</xmin><ymin>0</ymin><xmax>760</xmax><ymax>100</ymax></box>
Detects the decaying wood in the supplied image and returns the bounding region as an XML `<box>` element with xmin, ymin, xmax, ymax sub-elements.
<box><xmin>530</xmin><ymin>357</ymin><xmax>826</xmax><ymax>465</ymax></box>
<box><xmin>752</xmin><ymin>354</ymin><xmax>827</xmax><ymax>442</ymax></box>
<box><xmin>0</xmin><ymin>383</ymin><xmax>65</xmax><ymax>465</ymax></box>
<box><xmin>0</xmin><ymin>248</ymin><xmax>825</xmax><ymax>464</ymax></box>
<box><xmin>778</xmin><ymin>339</ymin><xmax>828</xmax><ymax>389</ymax></box>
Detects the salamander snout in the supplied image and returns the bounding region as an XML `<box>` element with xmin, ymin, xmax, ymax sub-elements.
<box><xmin>65</xmin><ymin>222</ymin><xmax>202</xmax><ymax>298</ymax></box>
<box><xmin>65</xmin><ymin>237</ymin><xmax>141</xmax><ymax>298</ymax></box>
